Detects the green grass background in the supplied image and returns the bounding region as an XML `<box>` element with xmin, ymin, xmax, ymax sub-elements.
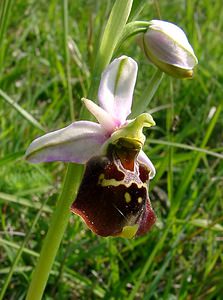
<box><xmin>0</xmin><ymin>0</ymin><xmax>223</xmax><ymax>299</ymax></box>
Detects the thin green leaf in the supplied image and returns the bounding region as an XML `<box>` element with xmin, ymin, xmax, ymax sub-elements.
<box><xmin>0</xmin><ymin>89</ymin><xmax>45</xmax><ymax>132</ymax></box>
<box><xmin>0</xmin><ymin>192</ymin><xmax>52</xmax><ymax>213</ymax></box>
<box><xmin>149</xmin><ymin>138</ymin><xmax>223</xmax><ymax>159</ymax></box>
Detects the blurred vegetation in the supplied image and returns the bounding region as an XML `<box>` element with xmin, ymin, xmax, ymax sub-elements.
<box><xmin>0</xmin><ymin>0</ymin><xmax>223</xmax><ymax>299</ymax></box>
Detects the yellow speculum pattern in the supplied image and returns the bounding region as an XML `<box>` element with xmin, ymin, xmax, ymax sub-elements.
<box><xmin>124</xmin><ymin>192</ymin><xmax>131</xmax><ymax>203</ymax></box>
<box><xmin>138</xmin><ymin>197</ymin><xmax>143</xmax><ymax>203</ymax></box>
<box><xmin>98</xmin><ymin>173</ymin><xmax>147</xmax><ymax>189</ymax></box>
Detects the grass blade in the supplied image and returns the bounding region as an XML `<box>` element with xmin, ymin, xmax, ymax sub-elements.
<box><xmin>61</xmin><ymin>0</ymin><xmax>74</xmax><ymax>121</ymax></box>
<box><xmin>0</xmin><ymin>89</ymin><xmax>45</xmax><ymax>132</ymax></box>
<box><xmin>0</xmin><ymin>0</ymin><xmax>13</xmax><ymax>69</ymax></box>
<box><xmin>0</xmin><ymin>192</ymin><xmax>52</xmax><ymax>213</ymax></box>
<box><xmin>149</xmin><ymin>138</ymin><xmax>223</xmax><ymax>159</ymax></box>
<box><xmin>171</xmin><ymin>104</ymin><xmax>222</xmax><ymax>214</ymax></box>
<box><xmin>0</xmin><ymin>197</ymin><xmax>48</xmax><ymax>299</ymax></box>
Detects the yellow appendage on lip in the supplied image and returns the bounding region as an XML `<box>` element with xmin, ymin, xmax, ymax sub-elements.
<box><xmin>117</xmin><ymin>225</ymin><xmax>139</xmax><ymax>238</ymax></box>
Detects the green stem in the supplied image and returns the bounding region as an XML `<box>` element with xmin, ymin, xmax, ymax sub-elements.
<box><xmin>26</xmin><ymin>164</ymin><xmax>83</xmax><ymax>300</ymax></box>
<box><xmin>26</xmin><ymin>1</ymin><xmax>133</xmax><ymax>299</ymax></box>
<box><xmin>115</xmin><ymin>20</ymin><xmax>149</xmax><ymax>51</ymax></box>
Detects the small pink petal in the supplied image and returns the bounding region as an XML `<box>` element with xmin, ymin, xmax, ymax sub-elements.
<box><xmin>83</xmin><ymin>98</ymin><xmax>117</xmax><ymax>134</ymax></box>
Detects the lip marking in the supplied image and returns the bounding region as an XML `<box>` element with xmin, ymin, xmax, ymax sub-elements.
<box><xmin>124</xmin><ymin>192</ymin><xmax>131</xmax><ymax>203</ymax></box>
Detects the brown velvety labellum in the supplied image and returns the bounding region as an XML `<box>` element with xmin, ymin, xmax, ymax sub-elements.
<box><xmin>71</xmin><ymin>145</ymin><xmax>156</xmax><ymax>237</ymax></box>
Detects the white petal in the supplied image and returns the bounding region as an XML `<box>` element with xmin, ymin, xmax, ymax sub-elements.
<box><xmin>83</xmin><ymin>98</ymin><xmax>117</xmax><ymax>134</ymax></box>
<box><xmin>25</xmin><ymin>121</ymin><xmax>106</xmax><ymax>163</ymax></box>
<box><xmin>98</xmin><ymin>56</ymin><xmax>138</xmax><ymax>125</ymax></box>
<box><xmin>138</xmin><ymin>150</ymin><xmax>156</xmax><ymax>179</ymax></box>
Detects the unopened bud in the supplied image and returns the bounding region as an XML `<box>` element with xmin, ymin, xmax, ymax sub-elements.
<box><xmin>142</xmin><ymin>20</ymin><xmax>198</xmax><ymax>78</ymax></box>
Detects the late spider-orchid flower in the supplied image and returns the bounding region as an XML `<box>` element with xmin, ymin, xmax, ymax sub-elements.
<box><xmin>25</xmin><ymin>56</ymin><xmax>156</xmax><ymax>238</ymax></box>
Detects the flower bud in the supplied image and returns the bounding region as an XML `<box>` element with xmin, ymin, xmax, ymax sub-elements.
<box><xmin>142</xmin><ymin>20</ymin><xmax>198</xmax><ymax>78</ymax></box>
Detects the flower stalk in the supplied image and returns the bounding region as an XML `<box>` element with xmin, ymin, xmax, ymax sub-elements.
<box><xmin>26</xmin><ymin>164</ymin><xmax>83</xmax><ymax>300</ymax></box>
<box><xmin>26</xmin><ymin>1</ymin><xmax>134</xmax><ymax>299</ymax></box>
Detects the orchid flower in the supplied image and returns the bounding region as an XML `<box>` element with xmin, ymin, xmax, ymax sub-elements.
<box><xmin>25</xmin><ymin>56</ymin><xmax>156</xmax><ymax>238</ymax></box>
